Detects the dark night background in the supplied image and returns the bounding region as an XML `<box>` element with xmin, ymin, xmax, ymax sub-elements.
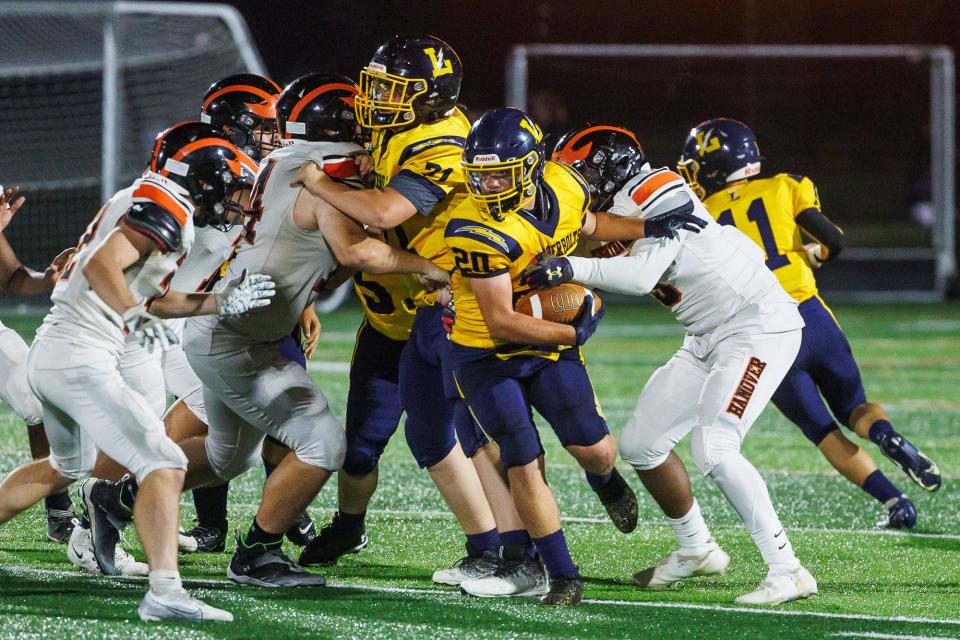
<box><xmin>201</xmin><ymin>0</ymin><xmax>959</xmax><ymax>293</ymax></box>
<box><xmin>1</xmin><ymin>0</ymin><xmax>956</xmax><ymax>297</ymax></box>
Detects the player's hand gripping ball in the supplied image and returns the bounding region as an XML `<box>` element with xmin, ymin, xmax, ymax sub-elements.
<box><xmin>515</xmin><ymin>283</ymin><xmax>603</xmax><ymax>324</ymax></box>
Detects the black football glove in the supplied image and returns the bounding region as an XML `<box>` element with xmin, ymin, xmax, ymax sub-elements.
<box><xmin>571</xmin><ymin>294</ymin><xmax>605</xmax><ymax>346</ymax></box>
<box><xmin>644</xmin><ymin>211</ymin><xmax>708</xmax><ymax>240</ymax></box>
<box><xmin>520</xmin><ymin>254</ymin><xmax>573</xmax><ymax>289</ymax></box>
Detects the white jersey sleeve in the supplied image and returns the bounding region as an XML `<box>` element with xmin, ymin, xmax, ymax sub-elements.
<box><xmin>38</xmin><ymin>173</ymin><xmax>195</xmax><ymax>359</ymax></box>
<box><xmin>567</xmin><ymin>239</ymin><xmax>679</xmax><ymax>296</ymax></box>
<box><xmin>572</xmin><ymin>166</ymin><xmax>801</xmax><ymax>339</ymax></box>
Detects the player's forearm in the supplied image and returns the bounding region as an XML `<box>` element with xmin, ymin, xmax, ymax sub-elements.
<box><xmin>342</xmin><ymin>237</ymin><xmax>430</xmax><ymax>276</ymax></box>
<box><xmin>3</xmin><ymin>266</ymin><xmax>53</xmax><ymax>297</ymax></box>
<box><xmin>148</xmin><ymin>291</ymin><xmax>218</xmax><ymax>318</ymax></box>
<box><xmin>588</xmin><ymin>211</ymin><xmax>648</xmax><ymax>242</ymax></box>
<box><xmin>486</xmin><ymin>309</ymin><xmax>578</xmax><ymax>346</ymax></box>
<box><xmin>796</xmin><ymin>209</ymin><xmax>845</xmax><ymax>260</ymax></box>
<box><xmin>566</xmin><ymin>255</ymin><xmax>658</xmax><ymax>297</ymax></box>
<box><xmin>303</xmin><ymin>174</ymin><xmax>406</xmax><ymax>229</ymax></box>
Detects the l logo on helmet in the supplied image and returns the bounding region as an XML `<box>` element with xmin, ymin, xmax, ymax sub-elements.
<box><xmin>695</xmin><ymin>129</ymin><xmax>721</xmax><ymax>157</ymax></box>
<box><xmin>519</xmin><ymin>117</ymin><xmax>542</xmax><ymax>142</ymax></box>
<box><xmin>424</xmin><ymin>47</ymin><xmax>453</xmax><ymax>78</ymax></box>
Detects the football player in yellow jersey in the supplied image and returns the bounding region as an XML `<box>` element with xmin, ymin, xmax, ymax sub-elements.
<box><xmin>679</xmin><ymin>118</ymin><xmax>941</xmax><ymax>528</ymax></box>
<box><xmin>292</xmin><ymin>35</ymin><xmax>524</xmax><ymax>585</ymax></box>
<box><xmin>446</xmin><ymin>108</ymin><xmax>705</xmax><ymax>605</ymax></box>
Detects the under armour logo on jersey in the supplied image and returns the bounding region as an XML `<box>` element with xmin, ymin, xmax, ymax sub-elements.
<box><xmin>424</xmin><ymin>47</ymin><xmax>453</xmax><ymax>78</ymax></box>
<box><xmin>696</xmin><ymin>129</ymin><xmax>722</xmax><ymax>157</ymax></box>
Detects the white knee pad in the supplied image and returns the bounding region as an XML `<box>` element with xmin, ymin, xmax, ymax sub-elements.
<box><xmin>205</xmin><ymin>433</ymin><xmax>262</xmax><ymax>482</ymax></box>
<box><xmin>288</xmin><ymin>408</ymin><xmax>347</xmax><ymax>471</ymax></box>
<box><xmin>48</xmin><ymin>446</ymin><xmax>98</xmax><ymax>481</ymax></box>
<box><xmin>691</xmin><ymin>420</ymin><xmax>744</xmax><ymax>475</ymax></box>
<box><xmin>619</xmin><ymin>416</ymin><xmax>674</xmax><ymax>471</ymax></box>
<box><xmin>0</xmin><ymin>327</ymin><xmax>44</xmax><ymax>425</ymax></box>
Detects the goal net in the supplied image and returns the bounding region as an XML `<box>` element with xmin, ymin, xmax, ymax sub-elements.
<box><xmin>0</xmin><ymin>1</ymin><xmax>265</xmax><ymax>294</ymax></box>
<box><xmin>506</xmin><ymin>45</ymin><xmax>956</xmax><ymax>301</ymax></box>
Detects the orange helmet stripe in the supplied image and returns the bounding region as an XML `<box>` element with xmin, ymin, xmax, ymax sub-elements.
<box><xmin>287</xmin><ymin>83</ymin><xmax>357</xmax><ymax>134</ymax></box>
<box><xmin>555</xmin><ymin>125</ymin><xmax>641</xmax><ymax>164</ymax></box>
<box><xmin>203</xmin><ymin>84</ymin><xmax>280</xmax><ymax>112</ymax></box>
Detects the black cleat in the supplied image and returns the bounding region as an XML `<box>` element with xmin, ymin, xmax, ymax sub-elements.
<box><xmin>227</xmin><ymin>532</ymin><xmax>326</xmax><ymax>587</ymax></box>
<box><xmin>879</xmin><ymin>496</ymin><xmax>917</xmax><ymax>530</ymax></box>
<box><xmin>285</xmin><ymin>511</ymin><xmax>318</xmax><ymax>547</ymax></box>
<box><xmin>592</xmin><ymin>469</ymin><xmax>639</xmax><ymax>533</ymax></box>
<box><xmin>79</xmin><ymin>479</ymin><xmax>128</xmax><ymax>576</ymax></box>
<box><xmin>46</xmin><ymin>507</ymin><xmax>76</xmax><ymax>543</ymax></box>
<box><xmin>183</xmin><ymin>520</ymin><xmax>228</xmax><ymax>553</ymax></box>
<box><xmin>299</xmin><ymin>513</ymin><xmax>368</xmax><ymax>567</ymax></box>
<box><xmin>540</xmin><ymin>575</ymin><xmax>584</xmax><ymax>606</ymax></box>
<box><xmin>876</xmin><ymin>432</ymin><xmax>942</xmax><ymax>492</ymax></box>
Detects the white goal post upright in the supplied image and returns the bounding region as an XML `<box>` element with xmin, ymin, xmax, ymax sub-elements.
<box><xmin>506</xmin><ymin>44</ymin><xmax>956</xmax><ymax>300</ymax></box>
<box><xmin>0</xmin><ymin>1</ymin><xmax>267</xmax><ymax>281</ymax></box>
<box><xmin>103</xmin><ymin>2</ymin><xmax>267</xmax><ymax>202</ymax></box>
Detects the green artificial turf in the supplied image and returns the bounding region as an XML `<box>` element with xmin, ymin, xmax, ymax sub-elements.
<box><xmin>0</xmin><ymin>301</ymin><xmax>958</xmax><ymax>639</ymax></box>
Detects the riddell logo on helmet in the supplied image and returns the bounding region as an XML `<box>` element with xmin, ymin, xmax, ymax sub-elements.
<box><xmin>368</xmin><ymin>62</ymin><xmax>387</xmax><ymax>72</ymax></box>
<box><xmin>472</xmin><ymin>154</ymin><xmax>500</xmax><ymax>164</ymax></box>
<box><xmin>744</xmin><ymin>165</ymin><xmax>761</xmax><ymax>177</ymax></box>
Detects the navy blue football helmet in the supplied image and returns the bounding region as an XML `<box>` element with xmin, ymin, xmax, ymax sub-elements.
<box><xmin>462</xmin><ymin>107</ymin><xmax>545</xmax><ymax>222</ymax></box>
<box><xmin>277</xmin><ymin>73</ymin><xmax>360</xmax><ymax>144</ymax></box>
<box><xmin>678</xmin><ymin>118</ymin><xmax>761</xmax><ymax>198</ymax></box>
<box><xmin>553</xmin><ymin>124</ymin><xmax>647</xmax><ymax>211</ymax></box>
<box><xmin>355</xmin><ymin>34</ymin><xmax>462</xmax><ymax>130</ymax></box>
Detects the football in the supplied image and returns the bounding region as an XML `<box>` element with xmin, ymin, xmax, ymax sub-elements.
<box><xmin>515</xmin><ymin>283</ymin><xmax>603</xmax><ymax>324</ymax></box>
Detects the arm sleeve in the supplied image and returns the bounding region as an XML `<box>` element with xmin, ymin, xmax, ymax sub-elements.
<box><xmin>796</xmin><ymin>208</ymin><xmax>846</xmax><ymax>260</ymax></box>
<box><xmin>567</xmin><ymin>239</ymin><xmax>680</xmax><ymax>296</ymax></box>
<box><xmin>123</xmin><ymin>202</ymin><xmax>183</xmax><ymax>252</ymax></box>
<box><xmin>387</xmin><ymin>137</ymin><xmax>465</xmax><ymax>215</ymax></box>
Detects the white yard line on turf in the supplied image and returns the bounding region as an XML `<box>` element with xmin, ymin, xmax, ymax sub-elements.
<box><xmin>832</xmin><ymin>632</ymin><xmax>960</xmax><ymax>640</ymax></box>
<box><xmin>3</xmin><ymin>565</ymin><xmax>959</xmax><ymax>628</ymax></box>
<box><xmin>222</xmin><ymin>502</ymin><xmax>960</xmax><ymax>541</ymax></box>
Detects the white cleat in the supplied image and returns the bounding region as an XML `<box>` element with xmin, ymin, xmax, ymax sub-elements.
<box><xmin>138</xmin><ymin>588</ymin><xmax>233</xmax><ymax>622</ymax></box>
<box><xmin>67</xmin><ymin>522</ymin><xmax>148</xmax><ymax>577</ymax></box>
<box><xmin>734</xmin><ymin>565</ymin><xmax>818</xmax><ymax>605</ymax></box>
<box><xmin>178</xmin><ymin>528</ymin><xmax>199</xmax><ymax>553</ymax></box>
<box><xmin>632</xmin><ymin>540</ymin><xmax>730</xmax><ymax>589</ymax></box>
<box><xmin>432</xmin><ymin>551</ymin><xmax>499</xmax><ymax>586</ymax></box>
<box><xmin>460</xmin><ymin>558</ymin><xmax>548</xmax><ymax>598</ymax></box>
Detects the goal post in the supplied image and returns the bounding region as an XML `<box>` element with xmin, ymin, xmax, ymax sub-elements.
<box><xmin>0</xmin><ymin>1</ymin><xmax>265</xmax><ymax>276</ymax></box>
<box><xmin>506</xmin><ymin>44</ymin><xmax>956</xmax><ymax>301</ymax></box>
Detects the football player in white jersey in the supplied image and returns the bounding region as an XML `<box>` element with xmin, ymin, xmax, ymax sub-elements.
<box><xmin>173</xmin><ymin>74</ymin><xmax>447</xmax><ymax>587</ymax></box>
<box><xmin>0</xmin><ymin>122</ymin><xmax>275</xmax><ymax>623</ymax></box>
<box><xmin>526</xmin><ymin>125</ymin><xmax>817</xmax><ymax>605</ymax></box>
<box><xmin>0</xmin><ymin>186</ymin><xmax>77</xmax><ymax>541</ymax></box>
<box><xmin>180</xmin><ymin>73</ymin><xmax>323</xmax><ymax>553</ymax></box>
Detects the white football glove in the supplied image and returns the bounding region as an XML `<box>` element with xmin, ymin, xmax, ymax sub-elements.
<box><xmin>804</xmin><ymin>242</ymin><xmax>826</xmax><ymax>268</ymax></box>
<box><xmin>122</xmin><ymin>304</ymin><xmax>178</xmax><ymax>353</ymax></box>
<box><xmin>216</xmin><ymin>269</ymin><xmax>276</xmax><ymax>318</ymax></box>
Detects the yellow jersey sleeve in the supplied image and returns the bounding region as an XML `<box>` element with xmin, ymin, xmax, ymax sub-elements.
<box><xmin>787</xmin><ymin>174</ymin><xmax>821</xmax><ymax>216</ymax></box>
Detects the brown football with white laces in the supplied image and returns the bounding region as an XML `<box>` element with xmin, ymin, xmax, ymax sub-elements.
<box><xmin>515</xmin><ymin>283</ymin><xmax>603</xmax><ymax>324</ymax></box>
